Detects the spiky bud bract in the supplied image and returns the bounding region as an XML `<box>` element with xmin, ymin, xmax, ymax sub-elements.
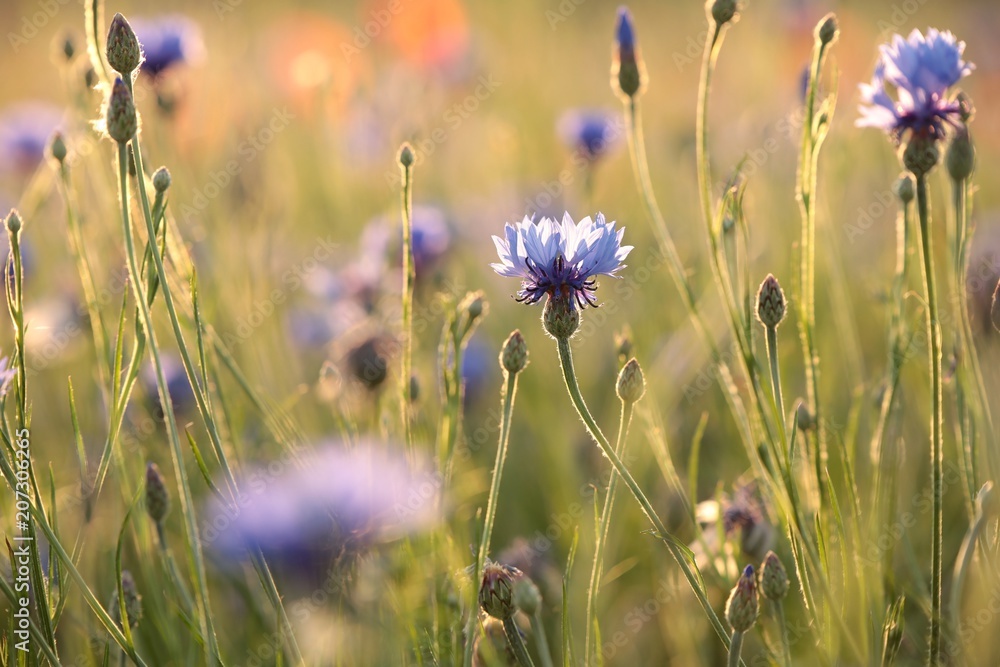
<box><xmin>49</xmin><ymin>132</ymin><xmax>67</xmax><ymax>164</ymax></box>
<box><xmin>106</xmin><ymin>13</ymin><xmax>142</xmax><ymax>76</ymax></box>
<box><xmin>755</xmin><ymin>274</ymin><xmax>786</xmax><ymax>329</ymax></box>
<box><xmin>500</xmin><ymin>330</ymin><xmax>528</xmax><ymax>375</ymax></box>
<box><xmin>759</xmin><ymin>551</ymin><xmax>789</xmax><ymax>600</ymax></box>
<box><xmin>542</xmin><ymin>293</ymin><xmax>580</xmax><ymax>340</ymax></box>
<box><xmin>479</xmin><ymin>562</ymin><xmax>519</xmax><ymax>620</ymax></box>
<box><xmin>616</xmin><ymin>358</ymin><xmax>645</xmax><ymax>403</ymax></box>
<box><xmin>725</xmin><ymin>564</ymin><xmax>759</xmax><ymax>633</ymax></box>
<box><xmin>398</xmin><ymin>142</ymin><xmax>415</xmax><ymax>168</ymax></box>
<box><xmin>106</xmin><ymin>77</ymin><xmax>137</xmax><ymax>144</ymax></box>
<box><xmin>6</xmin><ymin>209</ymin><xmax>22</xmax><ymax>235</ymax></box>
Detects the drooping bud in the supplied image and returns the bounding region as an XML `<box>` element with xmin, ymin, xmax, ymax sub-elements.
<box><xmin>500</xmin><ymin>330</ymin><xmax>529</xmax><ymax>375</ymax></box>
<box><xmin>616</xmin><ymin>358</ymin><xmax>645</xmax><ymax>403</ymax></box>
<box><xmin>106</xmin><ymin>77</ymin><xmax>137</xmax><ymax>144</ymax></box>
<box><xmin>816</xmin><ymin>13</ymin><xmax>838</xmax><ymax>46</ymax></box>
<box><xmin>398</xmin><ymin>142</ymin><xmax>415</xmax><ymax>168</ymax></box>
<box><xmin>709</xmin><ymin>0</ymin><xmax>738</xmax><ymax>26</ymax></box>
<box><xmin>946</xmin><ymin>127</ymin><xmax>975</xmax><ymax>182</ymax></box>
<box><xmin>759</xmin><ymin>551</ymin><xmax>789</xmax><ymax>600</ymax></box>
<box><xmin>542</xmin><ymin>293</ymin><xmax>579</xmax><ymax>340</ymax></box>
<box><xmin>893</xmin><ymin>173</ymin><xmax>915</xmax><ymax>204</ymax></box>
<box><xmin>110</xmin><ymin>571</ymin><xmax>142</xmax><ymax>629</ymax></box>
<box><xmin>611</xmin><ymin>7</ymin><xmax>647</xmax><ymax>101</ymax></box>
<box><xmin>145</xmin><ymin>463</ymin><xmax>170</xmax><ymax>524</ymax></box>
<box><xmin>755</xmin><ymin>274</ymin><xmax>786</xmax><ymax>329</ymax></box>
<box><xmin>901</xmin><ymin>133</ymin><xmax>939</xmax><ymax>178</ymax></box>
<box><xmin>49</xmin><ymin>132</ymin><xmax>68</xmax><ymax>164</ymax></box>
<box><xmin>106</xmin><ymin>13</ymin><xmax>142</xmax><ymax>76</ymax></box>
<box><xmin>152</xmin><ymin>166</ymin><xmax>172</xmax><ymax>193</ymax></box>
<box><xmin>512</xmin><ymin>576</ymin><xmax>542</xmax><ymax>616</ymax></box>
<box><xmin>479</xmin><ymin>562</ymin><xmax>519</xmax><ymax>620</ymax></box>
<box><xmin>725</xmin><ymin>565</ymin><xmax>759</xmax><ymax>633</ymax></box>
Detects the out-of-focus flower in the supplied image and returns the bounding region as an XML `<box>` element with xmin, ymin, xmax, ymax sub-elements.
<box><xmin>130</xmin><ymin>15</ymin><xmax>205</xmax><ymax>77</ymax></box>
<box><xmin>692</xmin><ymin>482</ymin><xmax>774</xmax><ymax>577</ymax></box>
<box><xmin>363</xmin><ymin>205</ymin><xmax>453</xmax><ymax>281</ymax></box>
<box><xmin>857</xmin><ymin>28</ymin><xmax>973</xmax><ymax>141</ymax></box>
<box><xmin>491</xmin><ymin>213</ymin><xmax>632</xmax><ymax>308</ymax></box>
<box><xmin>380</xmin><ymin>0</ymin><xmax>471</xmax><ymax>74</ymax></box>
<box><xmin>141</xmin><ymin>353</ymin><xmax>195</xmax><ymax>419</ymax></box>
<box><xmin>0</xmin><ymin>102</ymin><xmax>63</xmax><ymax>176</ymax></box>
<box><xmin>460</xmin><ymin>337</ymin><xmax>493</xmax><ymax>408</ymax></box>
<box><xmin>557</xmin><ymin>109</ymin><xmax>623</xmax><ymax>162</ymax></box>
<box><xmin>205</xmin><ymin>441</ymin><xmax>439</xmax><ymax>572</ymax></box>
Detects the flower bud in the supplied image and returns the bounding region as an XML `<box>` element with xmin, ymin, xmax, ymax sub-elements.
<box><xmin>106</xmin><ymin>13</ymin><xmax>142</xmax><ymax>76</ymax></box>
<box><xmin>725</xmin><ymin>565</ymin><xmax>759</xmax><ymax>633</ymax></box>
<box><xmin>816</xmin><ymin>14</ymin><xmax>838</xmax><ymax>46</ymax></box>
<box><xmin>480</xmin><ymin>562</ymin><xmax>519</xmax><ymax>620</ymax></box>
<box><xmin>513</xmin><ymin>576</ymin><xmax>542</xmax><ymax>616</ymax></box>
<box><xmin>616</xmin><ymin>358</ymin><xmax>645</xmax><ymax>403</ymax></box>
<box><xmin>462</xmin><ymin>291</ymin><xmax>487</xmax><ymax>323</ymax></box>
<box><xmin>6</xmin><ymin>210</ymin><xmax>22</xmax><ymax>235</ymax></box>
<box><xmin>145</xmin><ymin>463</ymin><xmax>170</xmax><ymax>524</ymax></box>
<box><xmin>901</xmin><ymin>133</ymin><xmax>939</xmax><ymax>178</ymax></box>
<box><xmin>709</xmin><ymin>0</ymin><xmax>738</xmax><ymax>26</ymax></box>
<box><xmin>110</xmin><ymin>571</ymin><xmax>142</xmax><ymax>629</ymax></box>
<box><xmin>152</xmin><ymin>166</ymin><xmax>172</xmax><ymax>193</ymax></box>
<box><xmin>893</xmin><ymin>173</ymin><xmax>915</xmax><ymax>204</ymax></box>
<box><xmin>54</xmin><ymin>31</ymin><xmax>76</xmax><ymax>62</ymax></box>
<box><xmin>49</xmin><ymin>132</ymin><xmax>67</xmax><ymax>164</ymax></box>
<box><xmin>500</xmin><ymin>330</ymin><xmax>529</xmax><ymax>375</ymax></box>
<box><xmin>759</xmin><ymin>551</ymin><xmax>789</xmax><ymax>600</ymax></box>
<box><xmin>611</xmin><ymin>7</ymin><xmax>647</xmax><ymax>101</ymax></box>
<box><xmin>542</xmin><ymin>293</ymin><xmax>579</xmax><ymax>340</ymax></box>
<box><xmin>796</xmin><ymin>401</ymin><xmax>815</xmax><ymax>431</ymax></box>
<box><xmin>106</xmin><ymin>77</ymin><xmax>137</xmax><ymax>144</ymax></box>
<box><xmin>755</xmin><ymin>274</ymin><xmax>786</xmax><ymax>329</ymax></box>
<box><xmin>409</xmin><ymin>374</ymin><xmax>420</xmax><ymax>402</ymax></box>
<box><xmin>398</xmin><ymin>142</ymin><xmax>415</xmax><ymax>168</ymax></box>
<box><xmin>946</xmin><ymin>127</ymin><xmax>975</xmax><ymax>182</ymax></box>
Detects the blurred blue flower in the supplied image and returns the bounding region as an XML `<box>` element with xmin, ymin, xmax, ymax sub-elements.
<box><xmin>141</xmin><ymin>353</ymin><xmax>194</xmax><ymax>418</ymax></box>
<box><xmin>362</xmin><ymin>205</ymin><xmax>453</xmax><ymax>279</ymax></box>
<box><xmin>205</xmin><ymin>441</ymin><xmax>438</xmax><ymax>571</ymax></box>
<box><xmin>857</xmin><ymin>28</ymin><xmax>973</xmax><ymax>139</ymax></box>
<box><xmin>130</xmin><ymin>15</ymin><xmax>205</xmax><ymax>77</ymax></box>
<box><xmin>557</xmin><ymin>109</ymin><xmax>622</xmax><ymax>161</ymax></box>
<box><xmin>491</xmin><ymin>213</ymin><xmax>632</xmax><ymax>308</ymax></box>
<box><xmin>460</xmin><ymin>337</ymin><xmax>493</xmax><ymax>407</ymax></box>
<box><xmin>0</xmin><ymin>102</ymin><xmax>62</xmax><ymax>175</ymax></box>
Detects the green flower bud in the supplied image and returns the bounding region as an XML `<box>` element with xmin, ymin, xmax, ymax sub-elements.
<box><xmin>145</xmin><ymin>463</ymin><xmax>170</xmax><ymax>524</ymax></box>
<box><xmin>398</xmin><ymin>142</ymin><xmax>415</xmax><ymax>168</ymax></box>
<box><xmin>479</xmin><ymin>562</ymin><xmax>519</xmax><ymax>620</ymax></box>
<box><xmin>755</xmin><ymin>274</ymin><xmax>786</xmax><ymax>329</ymax></box>
<box><xmin>616</xmin><ymin>358</ymin><xmax>645</xmax><ymax>403</ymax></box>
<box><xmin>461</xmin><ymin>291</ymin><xmax>487</xmax><ymax>323</ymax></box>
<box><xmin>409</xmin><ymin>374</ymin><xmax>420</xmax><ymax>402</ymax></box>
<box><xmin>901</xmin><ymin>133</ymin><xmax>939</xmax><ymax>178</ymax></box>
<box><xmin>725</xmin><ymin>565</ymin><xmax>759</xmax><ymax>633</ymax></box>
<box><xmin>611</xmin><ymin>7</ymin><xmax>647</xmax><ymax>102</ymax></box>
<box><xmin>816</xmin><ymin>13</ymin><xmax>838</xmax><ymax>46</ymax></box>
<box><xmin>946</xmin><ymin>127</ymin><xmax>975</xmax><ymax>182</ymax></box>
<box><xmin>106</xmin><ymin>77</ymin><xmax>137</xmax><ymax>144</ymax></box>
<box><xmin>500</xmin><ymin>330</ymin><xmax>529</xmax><ymax>375</ymax></box>
<box><xmin>106</xmin><ymin>13</ymin><xmax>142</xmax><ymax>76</ymax></box>
<box><xmin>55</xmin><ymin>30</ymin><xmax>76</xmax><ymax>62</ymax></box>
<box><xmin>709</xmin><ymin>0</ymin><xmax>738</xmax><ymax>26</ymax></box>
<box><xmin>512</xmin><ymin>576</ymin><xmax>542</xmax><ymax>616</ymax></box>
<box><xmin>796</xmin><ymin>401</ymin><xmax>815</xmax><ymax>431</ymax></box>
<box><xmin>893</xmin><ymin>173</ymin><xmax>915</xmax><ymax>204</ymax></box>
<box><xmin>6</xmin><ymin>209</ymin><xmax>22</xmax><ymax>235</ymax></box>
<box><xmin>542</xmin><ymin>294</ymin><xmax>579</xmax><ymax>340</ymax></box>
<box><xmin>110</xmin><ymin>570</ymin><xmax>142</xmax><ymax>629</ymax></box>
<box><xmin>152</xmin><ymin>166</ymin><xmax>172</xmax><ymax>193</ymax></box>
<box><xmin>49</xmin><ymin>132</ymin><xmax>68</xmax><ymax>164</ymax></box>
<box><xmin>759</xmin><ymin>551</ymin><xmax>789</xmax><ymax>600</ymax></box>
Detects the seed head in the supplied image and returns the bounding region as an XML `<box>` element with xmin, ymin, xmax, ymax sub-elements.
<box><xmin>755</xmin><ymin>274</ymin><xmax>786</xmax><ymax>329</ymax></box>
<box><xmin>725</xmin><ymin>565</ymin><xmax>759</xmax><ymax>633</ymax></box>
<box><xmin>500</xmin><ymin>330</ymin><xmax>529</xmax><ymax>375</ymax></box>
<box><xmin>145</xmin><ymin>462</ymin><xmax>170</xmax><ymax>524</ymax></box>
<box><xmin>106</xmin><ymin>77</ymin><xmax>137</xmax><ymax>144</ymax></box>
<box><xmin>106</xmin><ymin>13</ymin><xmax>142</xmax><ymax>76</ymax></box>
<box><xmin>616</xmin><ymin>358</ymin><xmax>645</xmax><ymax>403</ymax></box>
<box><xmin>759</xmin><ymin>551</ymin><xmax>789</xmax><ymax>600</ymax></box>
<box><xmin>479</xmin><ymin>562</ymin><xmax>519</xmax><ymax>620</ymax></box>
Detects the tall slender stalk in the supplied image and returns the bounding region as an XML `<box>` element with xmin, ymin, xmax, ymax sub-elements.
<box><xmin>727</xmin><ymin>630</ymin><xmax>745</xmax><ymax>667</ymax></box>
<box><xmin>914</xmin><ymin>173</ymin><xmax>943</xmax><ymax>665</ymax></box>
<box><xmin>398</xmin><ymin>146</ymin><xmax>416</xmax><ymax>454</ymax></box>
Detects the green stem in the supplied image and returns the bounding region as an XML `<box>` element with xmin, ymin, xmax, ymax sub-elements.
<box><xmin>531</xmin><ymin>611</ymin><xmax>554</xmax><ymax>667</ymax></box>
<box><xmin>727</xmin><ymin>630</ymin><xmax>744</xmax><ymax>667</ymax></box>
<box><xmin>464</xmin><ymin>369</ymin><xmax>520</xmax><ymax>667</ymax></box>
<box><xmin>503</xmin><ymin>616</ymin><xmax>535</xmax><ymax>667</ymax></box>
<box><xmin>775</xmin><ymin>601</ymin><xmax>791</xmax><ymax>667</ymax></box>
<box><xmin>950</xmin><ymin>503</ymin><xmax>986</xmax><ymax>635</ymax></box>
<box><xmin>400</xmin><ymin>158</ymin><xmax>415</xmax><ymax>453</ymax></box>
<box><xmin>915</xmin><ymin>173</ymin><xmax>943</xmax><ymax>666</ymax></box>
<box><xmin>764</xmin><ymin>325</ymin><xmax>788</xmax><ymax>460</ymax></box>
<box><xmin>555</xmin><ymin>336</ymin><xmax>733</xmax><ymax>651</ymax></box>
<box><xmin>584</xmin><ymin>400</ymin><xmax>634</xmax><ymax>665</ymax></box>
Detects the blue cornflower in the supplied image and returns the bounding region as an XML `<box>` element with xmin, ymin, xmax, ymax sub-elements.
<box><xmin>857</xmin><ymin>28</ymin><xmax>973</xmax><ymax>140</ymax></box>
<box><xmin>557</xmin><ymin>109</ymin><xmax>622</xmax><ymax>161</ymax></box>
<box><xmin>130</xmin><ymin>15</ymin><xmax>204</xmax><ymax>77</ymax></box>
<box><xmin>0</xmin><ymin>102</ymin><xmax>63</xmax><ymax>175</ymax></box>
<box><xmin>615</xmin><ymin>7</ymin><xmax>636</xmax><ymax>60</ymax></box>
<box><xmin>491</xmin><ymin>213</ymin><xmax>632</xmax><ymax>308</ymax></box>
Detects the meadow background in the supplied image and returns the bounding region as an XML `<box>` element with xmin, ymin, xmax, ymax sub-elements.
<box><xmin>2</xmin><ymin>0</ymin><xmax>1000</xmax><ymax>664</ymax></box>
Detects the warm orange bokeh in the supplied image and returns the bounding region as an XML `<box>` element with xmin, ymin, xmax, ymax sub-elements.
<box><xmin>373</xmin><ymin>0</ymin><xmax>470</xmax><ymax>72</ymax></box>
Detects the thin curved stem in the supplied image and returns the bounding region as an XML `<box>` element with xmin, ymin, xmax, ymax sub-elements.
<box><xmin>915</xmin><ymin>173</ymin><xmax>943</xmax><ymax>666</ymax></box>
<box><xmin>775</xmin><ymin>601</ymin><xmax>791</xmax><ymax>667</ymax></box>
<box><xmin>584</xmin><ymin>399</ymin><xmax>634</xmax><ymax>664</ymax></box>
<box><xmin>555</xmin><ymin>336</ymin><xmax>733</xmax><ymax>652</ymax></box>
<box><xmin>503</xmin><ymin>616</ymin><xmax>535</xmax><ymax>667</ymax></box>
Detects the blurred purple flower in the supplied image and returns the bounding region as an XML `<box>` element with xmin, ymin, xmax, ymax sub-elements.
<box><xmin>0</xmin><ymin>102</ymin><xmax>62</xmax><ymax>175</ymax></box>
<box><xmin>363</xmin><ymin>205</ymin><xmax>453</xmax><ymax>280</ymax></box>
<box><xmin>205</xmin><ymin>442</ymin><xmax>439</xmax><ymax>570</ymax></box>
<box><xmin>130</xmin><ymin>15</ymin><xmax>205</xmax><ymax>77</ymax></box>
<box><xmin>460</xmin><ymin>337</ymin><xmax>493</xmax><ymax>407</ymax></box>
<box><xmin>857</xmin><ymin>28</ymin><xmax>973</xmax><ymax>140</ymax></box>
<box><xmin>141</xmin><ymin>353</ymin><xmax>194</xmax><ymax>419</ymax></box>
<box><xmin>557</xmin><ymin>109</ymin><xmax>622</xmax><ymax>161</ymax></box>
<box><xmin>491</xmin><ymin>213</ymin><xmax>632</xmax><ymax>308</ymax></box>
